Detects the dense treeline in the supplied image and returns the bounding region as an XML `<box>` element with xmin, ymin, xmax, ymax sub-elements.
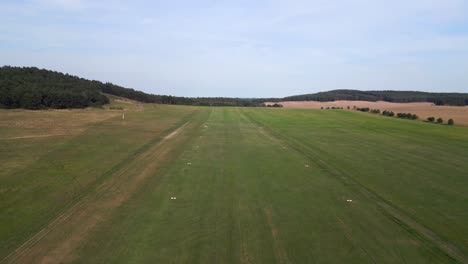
<box><xmin>0</xmin><ymin>66</ymin><xmax>109</xmax><ymax>109</ymax></box>
<box><xmin>2</xmin><ymin>67</ymin><xmax>468</xmax><ymax>109</ymax></box>
<box><xmin>0</xmin><ymin>66</ymin><xmax>265</xmax><ymax>109</ymax></box>
<box><xmin>283</xmin><ymin>89</ymin><xmax>468</xmax><ymax>106</ymax></box>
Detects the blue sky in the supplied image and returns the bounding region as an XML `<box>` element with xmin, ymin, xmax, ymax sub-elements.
<box><xmin>1</xmin><ymin>0</ymin><xmax>468</xmax><ymax>97</ymax></box>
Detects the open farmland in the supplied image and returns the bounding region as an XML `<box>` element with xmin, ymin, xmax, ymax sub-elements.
<box><xmin>0</xmin><ymin>101</ymin><xmax>467</xmax><ymax>263</ymax></box>
<box><xmin>268</xmin><ymin>100</ymin><xmax>468</xmax><ymax>126</ymax></box>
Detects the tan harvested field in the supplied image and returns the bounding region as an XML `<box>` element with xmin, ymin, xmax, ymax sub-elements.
<box><xmin>268</xmin><ymin>101</ymin><xmax>468</xmax><ymax>126</ymax></box>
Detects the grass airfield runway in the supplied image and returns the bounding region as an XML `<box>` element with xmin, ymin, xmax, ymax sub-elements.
<box><xmin>1</xmin><ymin>99</ymin><xmax>467</xmax><ymax>263</ymax></box>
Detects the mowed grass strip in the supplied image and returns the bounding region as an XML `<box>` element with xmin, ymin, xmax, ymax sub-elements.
<box><xmin>70</xmin><ymin>107</ymin><xmax>456</xmax><ymax>263</ymax></box>
<box><xmin>243</xmin><ymin>107</ymin><xmax>468</xmax><ymax>260</ymax></box>
<box><xmin>0</xmin><ymin>104</ymin><xmax>198</xmax><ymax>260</ymax></box>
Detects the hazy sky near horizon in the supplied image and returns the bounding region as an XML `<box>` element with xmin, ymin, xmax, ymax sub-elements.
<box><xmin>1</xmin><ymin>0</ymin><xmax>468</xmax><ymax>97</ymax></box>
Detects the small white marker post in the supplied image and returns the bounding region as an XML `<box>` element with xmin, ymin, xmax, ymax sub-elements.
<box><xmin>122</xmin><ymin>113</ymin><xmax>125</xmax><ymax>120</ymax></box>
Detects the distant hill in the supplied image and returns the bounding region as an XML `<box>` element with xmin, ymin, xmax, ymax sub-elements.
<box><xmin>283</xmin><ymin>89</ymin><xmax>468</xmax><ymax>106</ymax></box>
<box><xmin>0</xmin><ymin>66</ymin><xmax>261</xmax><ymax>109</ymax></box>
<box><xmin>100</xmin><ymin>83</ymin><xmax>262</xmax><ymax>107</ymax></box>
<box><xmin>1</xmin><ymin>66</ymin><xmax>467</xmax><ymax>109</ymax></box>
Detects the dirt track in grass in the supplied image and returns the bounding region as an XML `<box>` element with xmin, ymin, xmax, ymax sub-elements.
<box><xmin>0</xmin><ymin>120</ymin><xmax>197</xmax><ymax>264</ymax></box>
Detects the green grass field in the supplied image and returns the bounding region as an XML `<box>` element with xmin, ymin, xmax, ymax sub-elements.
<box><xmin>0</xmin><ymin>101</ymin><xmax>467</xmax><ymax>263</ymax></box>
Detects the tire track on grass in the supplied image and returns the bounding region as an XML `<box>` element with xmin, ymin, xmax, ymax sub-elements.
<box><xmin>264</xmin><ymin>207</ymin><xmax>291</xmax><ymax>264</ymax></box>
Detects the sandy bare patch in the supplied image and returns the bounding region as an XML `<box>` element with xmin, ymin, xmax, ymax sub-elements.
<box><xmin>164</xmin><ymin>122</ymin><xmax>188</xmax><ymax>140</ymax></box>
<box><xmin>103</xmin><ymin>93</ymin><xmax>142</xmax><ymax>104</ymax></box>
<box><xmin>267</xmin><ymin>101</ymin><xmax>468</xmax><ymax>126</ymax></box>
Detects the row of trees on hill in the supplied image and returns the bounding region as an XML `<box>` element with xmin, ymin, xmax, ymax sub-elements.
<box><xmin>354</xmin><ymin>106</ymin><xmax>419</xmax><ymax>120</ymax></box>
<box><xmin>264</xmin><ymin>103</ymin><xmax>283</xmax><ymax>107</ymax></box>
<box><xmin>427</xmin><ymin>117</ymin><xmax>454</xmax><ymax>125</ymax></box>
<box><xmin>283</xmin><ymin>90</ymin><xmax>468</xmax><ymax>106</ymax></box>
<box><xmin>320</xmin><ymin>106</ymin><xmax>344</xmax><ymax>109</ymax></box>
<box><xmin>356</xmin><ymin>107</ymin><xmax>456</xmax><ymax>125</ymax></box>
<box><xmin>317</xmin><ymin>105</ymin><xmax>457</xmax><ymax>125</ymax></box>
<box><xmin>396</xmin><ymin>113</ymin><xmax>419</xmax><ymax>120</ymax></box>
